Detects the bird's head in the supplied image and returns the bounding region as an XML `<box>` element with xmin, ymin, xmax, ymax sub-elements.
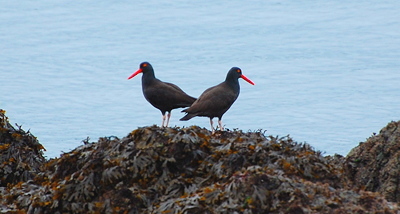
<box><xmin>227</xmin><ymin>67</ymin><xmax>255</xmax><ymax>85</ymax></box>
<box><xmin>128</xmin><ymin>62</ymin><xmax>153</xmax><ymax>79</ymax></box>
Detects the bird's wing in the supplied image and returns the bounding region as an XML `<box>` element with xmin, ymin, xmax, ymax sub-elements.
<box><xmin>164</xmin><ymin>82</ymin><xmax>186</xmax><ymax>93</ymax></box>
<box><xmin>185</xmin><ymin>83</ymin><xmax>237</xmax><ymax>115</ymax></box>
<box><xmin>144</xmin><ymin>80</ymin><xmax>195</xmax><ymax>109</ymax></box>
<box><xmin>163</xmin><ymin>82</ymin><xmax>196</xmax><ymax>104</ymax></box>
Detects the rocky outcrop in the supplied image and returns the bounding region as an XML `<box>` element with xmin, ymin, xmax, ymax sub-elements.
<box><xmin>0</xmin><ymin>109</ymin><xmax>399</xmax><ymax>213</ymax></box>
<box><xmin>345</xmin><ymin>121</ymin><xmax>400</xmax><ymax>203</ymax></box>
<box><xmin>0</xmin><ymin>110</ymin><xmax>46</xmax><ymax>187</ymax></box>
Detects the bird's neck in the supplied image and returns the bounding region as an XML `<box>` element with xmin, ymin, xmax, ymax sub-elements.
<box><xmin>225</xmin><ymin>77</ymin><xmax>240</xmax><ymax>92</ymax></box>
<box><xmin>142</xmin><ymin>71</ymin><xmax>156</xmax><ymax>86</ymax></box>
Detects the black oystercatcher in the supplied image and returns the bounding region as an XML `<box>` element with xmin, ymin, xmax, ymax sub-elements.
<box><xmin>180</xmin><ymin>67</ymin><xmax>255</xmax><ymax>133</ymax></box>
<box><xmin>128</xmin><ymin>62</ymin><xmax>196</xmax><ymax>127</ymax></box>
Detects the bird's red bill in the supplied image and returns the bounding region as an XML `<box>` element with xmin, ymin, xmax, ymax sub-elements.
<box><xmin>127</xmin><ymin>68</ymin><xmax>143</xmax><ymax>79</ymax></box>
<box><xmin>240</xmin><ymin>74</ymin><xmax>255</xmax><ymax>85</ymax></box>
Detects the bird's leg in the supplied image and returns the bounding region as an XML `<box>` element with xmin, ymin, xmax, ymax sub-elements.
<box><xmin>218</xmin><ymin>119</ymin><xmax>224</xmax><ymax>131</ymax></box>
<box><xmin>210</xmin><ymin>118</ymin><xmax>216</xmax><ymax>134</ymax></box>
<box><xmin>161</xmin><ymin>114</ymin><xmax>166</xmax><ymax>127</ymax></box>
<box><xmin>165</xmin><ymin>112</ymin><xmax>171</xmax><ymax>127</ymax></box>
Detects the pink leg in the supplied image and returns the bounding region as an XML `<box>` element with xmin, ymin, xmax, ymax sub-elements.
<box><xmin>210</xmin><ymin>118</ymin><xmax>216</xmax><ymax>134</ymax></box>
<box><xmin>161</xmin><ymin>114</ymin><xmax>166</xmax><ymax>127</ymax></box>
<box><xmin>165</xmin><ymin>112</ymin><xmax>171</xmax><ymax>127</ymax></box>
<box><xmin>218</xmin><ymin>119</ymin><xmax>224</xmax><ymax>131</ymax></box>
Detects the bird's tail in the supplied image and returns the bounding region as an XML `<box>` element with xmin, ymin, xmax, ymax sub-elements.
<box><xmin>189</xmin><ymin>96</ymin><xmax>197</xmax><ymax>104</ymax></box>
<box><xmin>180</xmin><ymin>112</ymin><xmax>195</xmax><ymax>121</ymax></box>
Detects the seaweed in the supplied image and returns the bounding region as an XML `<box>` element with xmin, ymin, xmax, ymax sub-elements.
<box><xmin>0</xmin><ymin>109</ymin><xmax>46</xmax><ymax>187</ymax></box>
<box><xmin>0</xmin><ymin>110</ymin><xmax>398</xmax><ymax>213</ymax></box>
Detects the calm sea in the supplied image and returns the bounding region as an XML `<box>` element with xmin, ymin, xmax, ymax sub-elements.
<box><xmin>1</xmin><ymin>1</ymin><xmax>400</xmax><ymax>158</ymax></box>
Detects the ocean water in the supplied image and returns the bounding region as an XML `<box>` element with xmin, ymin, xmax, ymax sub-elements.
<box><xmin>1</xmin><ymin>1</ymin><xmax>399</xmax><ymax>158</ymax></box>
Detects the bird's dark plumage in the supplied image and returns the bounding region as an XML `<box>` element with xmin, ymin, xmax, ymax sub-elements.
<box><xmin>128</xmin><ymin>62</ymin><xmax>196</xmax><ymax>127</ymax></box>
<box><xmin>180</xmin><ymin>67</ymin><xmax>254</xmax><ymax>133</ymax></box>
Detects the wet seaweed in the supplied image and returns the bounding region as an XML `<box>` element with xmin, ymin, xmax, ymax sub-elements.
<box><xmin>0</xmin><ymin>109</ymin><xmax>45</xmax><ymax>187</ymax></box>
<box><xmin>0</xmin><ymin>110</ymin><xmax>398</xmax><ymax>213</ymax></box>
<box><xmin>345</xmin><ymin>120</ymin><xmax>400</xmax><ymax>202</ymax></box>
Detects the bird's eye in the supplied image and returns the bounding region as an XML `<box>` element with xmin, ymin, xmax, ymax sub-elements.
<box><xmin>143</xmin><ymin>63</ymin><xmax>148</xmax><ymax>67</ymax></box>
<box><xmin>236</xmin><ymin>69</ymin><xmax>241</xmax><ymax>73</ymax></box>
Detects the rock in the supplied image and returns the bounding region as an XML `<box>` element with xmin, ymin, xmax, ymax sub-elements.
<box><xmin>0</xmin><ymin>109</ymin><xmax>46</xmax><ymax>186</ymax></box>
<box><xmin>345</xmin><ymin>121</ymin><xmax>400</xmax><ymax>203</ymax></box>
<box><xmin>0</xmin><ymin>110</ymin><xmax>398</xmax><ymax>213</ymax></box>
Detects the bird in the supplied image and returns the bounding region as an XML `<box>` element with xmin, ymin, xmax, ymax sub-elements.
<box><xmin>128</xmin><ymin>62</ymin><xmax>196</xmax><ymax>127</ymax></box>
<box><xmin>180</xmin><ymin>67</ymin><xmax>255</xmax><ymax>133</ymax></box>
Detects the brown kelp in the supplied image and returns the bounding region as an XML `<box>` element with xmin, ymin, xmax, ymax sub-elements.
<box><xmin>0</xmin><ymin>109</ymin><xmax>45</xmax><ymax>186</ymax></box>
<box><xmin>345</xmin><ymin>120</ymin><xmax>400</xmax><ymax>202</ymax></box>
<box><xmin>0</xmin><ymin>110</ymin><xmax>398</xmax><ymax>213</ymax></box>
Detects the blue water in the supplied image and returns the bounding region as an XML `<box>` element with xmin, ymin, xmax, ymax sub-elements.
<box><xmin>1</xmin><ymin>1</ymin><xmax>400</xmax><ymax>158</ymax></box>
